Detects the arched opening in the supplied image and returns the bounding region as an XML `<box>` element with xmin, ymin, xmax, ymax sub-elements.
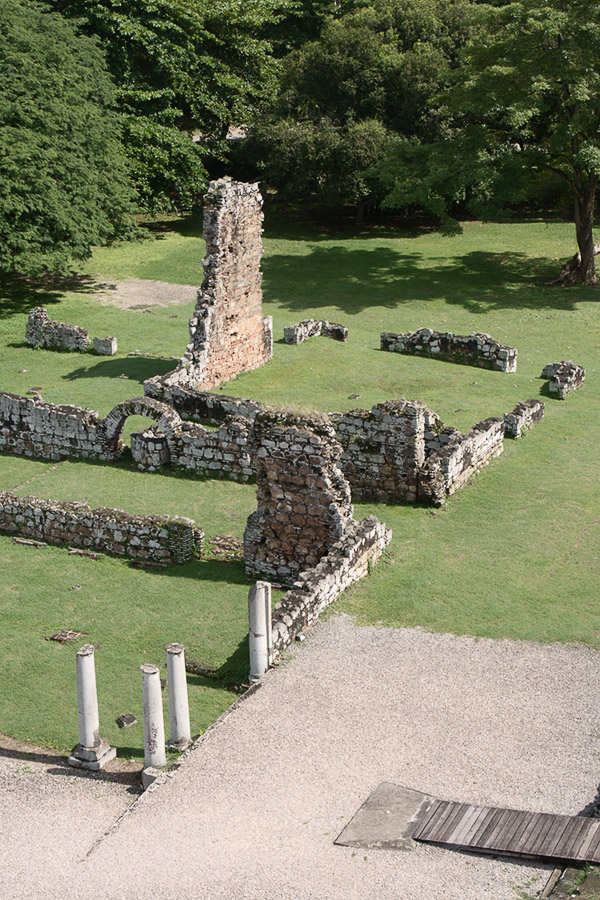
<box><xmin>99</xmin><ymin>397</ymin><xmax>183</xmax><ymax>469</ymax></box>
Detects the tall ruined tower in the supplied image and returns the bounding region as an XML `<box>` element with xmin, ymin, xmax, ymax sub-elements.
<box><xmin>163</xmin><ymin>178</ymin><xmax>272</xmax><ymax>390</ymax></box>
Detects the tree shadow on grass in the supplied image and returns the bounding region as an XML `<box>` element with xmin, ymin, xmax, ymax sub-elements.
<box><xmin>263</xmin><ymin>245</ymin><xmax>593</xmax><ymax>315</ymax></box>
<box><xmin>62</xmin><ymin>356</ymin><xmax>176</xmax><ymax>386</ymax></box>
<box><xmin>0</xmin><ymin>274</ymin><xmax>118</xmax><ymax>320</ymax></box>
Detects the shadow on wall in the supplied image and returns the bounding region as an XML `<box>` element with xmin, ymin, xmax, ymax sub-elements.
<box><xmin>0</xmin><ymin>274</ymin><xmax>117</xmax><ymax>320</ymax></box>
<box><xmin>262</xmin><ymin>245</ymin><xmax>587</xmax><ymax>316</ymax></box>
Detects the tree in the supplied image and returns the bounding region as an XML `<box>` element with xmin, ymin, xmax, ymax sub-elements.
<box><xmin>0</xmin><ymin>0</ymin><xmax>135</xmax><ymax>276</ymax></box>
<box><xmin>244</xmin><ymin>0</ymin><xmax>477</xmax><ymax>217</ymax></box>
<box><xmin>49</xmin><ymin>0</ymin><xmax>294</xmax><ymax>212</ymax></box>
<box><xmin>382</xmin><ymin>0</ymin><xmax>600</xmax><ymax>284</ymax></box>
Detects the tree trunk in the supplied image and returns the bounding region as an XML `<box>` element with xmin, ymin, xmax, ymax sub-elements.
<box><xmin>555</xmin><ymin>176</ymin><xmax>598</xmax><ymax>285</ymax></box>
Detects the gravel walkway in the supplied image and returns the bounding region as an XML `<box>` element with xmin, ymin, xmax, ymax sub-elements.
<box><xmin>81</xmin><ymin>278</ymin><xmax>197</xmax><ymax>309</ymax></box>
<box><xmin>3</xmin><ymin>616</ymin><xmax>600</xmax><ymax>899</ymax></box>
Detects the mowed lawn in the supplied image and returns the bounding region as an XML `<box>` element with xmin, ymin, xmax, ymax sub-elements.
<box><xmin>0</xmin><ymin>209</ymin><xmax>598</xmax><ymax>756</ymax></box>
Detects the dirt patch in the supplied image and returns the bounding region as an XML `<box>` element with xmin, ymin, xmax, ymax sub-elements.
<box><xmin>0</xmin><ymin>731</ymin><xmax>142</xmax><ymax>781</ymax></box>
<box><xmin>76</xmin><ymin>278</ymin><xmax>198</xmax><ymax>309</ymax></box>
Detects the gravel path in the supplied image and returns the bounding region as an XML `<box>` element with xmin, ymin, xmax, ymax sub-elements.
<box><xmin>81</xmin><ymin>278</ymin><xmax>197</xmax><ymax>309</ymax></box>
<box><xmin>3</xmin><ymin>616</ymin><xmax>600</xmax><ymax>899</ymax></box>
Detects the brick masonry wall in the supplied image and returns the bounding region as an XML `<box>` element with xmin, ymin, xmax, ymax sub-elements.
<box><xmin>417</xmin><ymin>417</ymin><xmax>505</xmax><ymax>505</ymax></box>
<box><xmin>26</xmin><ymin>308</ymin><xmax>91</xmax><ymax>352</ymax></box>
<box><xmin>381</xmin><ymin>328</ymin><xmax>518</xmax><ymax>373</ymax></box>
<box><xmin>0</xmin><ymin>492</ymin><xmax>203</xmax><ymax>564</ymax></box>
<box><xmin>270</xmin><ymin>515</ymin><xmax>392</xmax><ymax>651</ymax></box>
<box><xmin>159</xmin><ymin>178</ymin><xmax>272</xmax><ymax>391</ymax></box>
<box><xmin>244</xmin><ymin>411</ymin><xmax>356</xmax><ymax>585</ymax></box>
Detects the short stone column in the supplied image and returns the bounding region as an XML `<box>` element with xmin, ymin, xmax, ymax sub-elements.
<box><xmin>141</xmin><ymin>663</ymin><xmax>166</xmax><ymax>786</ymax></box>
<box><xmin>248</xmin><ymin>581</ymin><xmax>272</xmax><ymax>683</ymax></box>
<box><xmin>166</xmin><ymin>643</ymin><xmax>191</xmax><ymax>750</ymax></box>
<box><xmin>68</xmin><ymin>645</ymin><xmax>116</xmax><ymax>771</ymax></box>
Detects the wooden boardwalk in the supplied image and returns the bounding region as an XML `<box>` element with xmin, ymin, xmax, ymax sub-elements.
<box><xmin>412</xmin><ymin>799</ymin><xmax>600</xmax><ymax>863</ymax></box>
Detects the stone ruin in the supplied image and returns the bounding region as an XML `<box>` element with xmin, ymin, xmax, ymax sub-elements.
<box><xmin>381</xmin><ymin>327</ymin><xmax>518</xmax><ymax>373</ymax></box>
<box><xmin>284</xmin><ymin>319</ymin><xmax>348</xmax><ymax>345</ymax></box>
<box><xmin>154</xmin><ymin>178</ymin><xmax>272</xmax><ymax>392</ymax></box>
<box><xmin>26</xmin><ymin>308</ymin><xmax>117</xmax><ymax>355</ymax></box>
<box><xmin>244</xmin><ymin>410</ymin><xmax>357</xmax><ymax>584</ymax></box>
<box><xmin>541</xmin><ymin>361</ymin><xmax>585</xmax><ymax>399</ymax></box>
<box><xmin>504</xmin><ymin>399</ymin><xmax>545</xmax><ymax>438</ymax></box>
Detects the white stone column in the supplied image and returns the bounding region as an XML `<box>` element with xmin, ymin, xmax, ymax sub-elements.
<box><xmin>141</xmin><ymin>663</ymin><xmax>166</xmax><ymax>771</ymax></box>
<box><xmin>68</xmin><ymin>645</ymin><xmax>116</xmax><ymax>771</ymax></box>
<box><xmin>166</xmin><ymin>643</ymin><xmax>191</xmax><ymax>750</ymax></box>
<box><xmin>249</xmin><ymin>581</ymin><xmax>271</xmax><ymax>682</ymax></box>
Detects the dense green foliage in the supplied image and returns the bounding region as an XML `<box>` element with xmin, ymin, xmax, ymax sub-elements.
<box><xmin>381</xmin><ymin>0</ymin><xmax>600</xmax><ymax>282</ymax></box>
<box><xmin>243</xmin><ymin>0</ymin><xmax>478</xmax><ymax>218</ymax></box>
<box><xmin>0</xmin><ymin>0</ymin><xmax>134</xmax><ymax>275</ymax></box>
<box><xmin>49</xmin><ymin>0</ymin><xmax>293</xmax><ymax>211</ymax></box>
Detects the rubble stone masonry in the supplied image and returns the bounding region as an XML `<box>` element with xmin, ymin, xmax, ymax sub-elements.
<box><xmin>381</xmin><ymin>328</ymin><xmax>518</xmax><ymax>373</ymax></box>
<box><xmin>26</xmin><ymin>307</ymin><xmax>91</xmax><ymax>352</ymax></box>
<box><xmin>0</xmin><ymin>492</ymin><xmax>202</xmax><ymax>564</ymax></box>
<box><xmin>244</xmin><ymin>411</ymin><xmax>356</xmax><ymax>584</ymax></box>
<box><xmin>157</xmin><ymin>178</ymin><xmax>272</xmax><ymax>391</ymax></box>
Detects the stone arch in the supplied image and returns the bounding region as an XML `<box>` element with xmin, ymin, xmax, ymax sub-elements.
<box><xmin>99</xmin><ymin>397</ymin><xmax>183</xmax><ymax>461</ymax></box>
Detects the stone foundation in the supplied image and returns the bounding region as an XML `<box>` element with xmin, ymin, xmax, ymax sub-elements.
<box><xmin>417</xmin><ymin>417</ymin><xmax>505</xmax><ymax>505</ymax></box>
<box><xmin>542</xmin><ymin>361</ymin><xmax>585</xmax><ymax>399</ymax></box>
<box><xmin>381</xmin><ymin>328</ymin><xmax>517</xmax><ymax>373</ymax></box>
<box><xmin>159</xmin><ymin>178</ymin><xmax>272</xmax><ymax>390</ymax></box>
<box><xmin>284</xmin><ymin>319</ymin><xmax>348</xmax><ymax>345</ymax></box>
<box><xmin>0</xmin><ymin>492</ymin><xmax>202</xmax><ymax>563</ymax></box>
<box><xmin>270</xmin><ymin>515</ymin><xmax>392</xmax><ymax>651</ymax></box>
<box><xmin>26</xmin><ymin>307</ymin><xmax>91</xmax><ymax>352</ymax></box>
<box><xmin>504</xmin><ymin>399</ymin><xmax>545</xmax><ymax>438</ymax></box>
<box><xmin>93</xmin><ymin>336</ymin><xmax>118</xmax><ymax>356</ymax></box>
<box><xmin>244</xmin><ymin>411</ymin><xmax>355</xmax><ymax>585</ymax></box>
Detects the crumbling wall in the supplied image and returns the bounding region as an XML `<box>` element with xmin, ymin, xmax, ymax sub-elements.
<box><xmin>144</xmin><ymin>377</ymin><xmax>262</xmax><ymax>424</ymax></box>
<box><xmin>0</xmin><ymin>391</ymin><xmax>107</xmax><ymax>460</ymax></box>
<box><xmin>26</xmin><ymin>308</ymin><xmax>91</xmax><ymax>352</ymax></box>
<box><xmin>160</xmin><ymin>178</ymin><xmax>272</xmax><ymax>390</ymax></box>
<box><xmin>284</xmin><ymin>319</ymin><xmax>348</xmax><ymax>345</ymax></box>
<box><xmin>0</xmin><ymin>492</ymin><xmax>202</xmax><ymax>564</ymax></box>
<box><xmin>381</xmin><ymin>328</ymin><xmax>518</xmax><ymax>373</ymax></box>
<box><xmin>541</xmin><ymin>361</ymin><xmax>585</xmax><ymax>399</ymax></box>
<box><xmin>417</xmin><ymin>417</ymin><xmax>505</xmax><ymax>505</ymax></box>
<box><xmin>270</xmin><ymin>515</ymin><xmax>392</xmax><ymax>651</ymax></box>
<box><xmin>504</xmin><ymin>399</ymin><xmax>545</xmax><ymax>438</ymax></box>
<box><xmin>244</xmin><ymin>411</ymin><xmax>356</xmax><ymax>584</ymax></box>
<box><xmin>330</xmin><ymin>399</ymin><xmax>443</xmax><ymax>503</ymax></box>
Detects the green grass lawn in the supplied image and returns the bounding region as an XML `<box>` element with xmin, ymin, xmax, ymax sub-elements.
<box><xmin>0</xmin><ymin>208</ymin><xmax>598</xmax><ymax>756</ymax></box>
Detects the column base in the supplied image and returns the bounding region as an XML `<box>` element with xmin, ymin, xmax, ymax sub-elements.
<box><xmin>166</xmin><ymin>737</ymin><xmax>192</xmax><ymax>752</ymax></box>
<box><xmin>68</xmin><ymin>738</ymin><xmax>116</xmax><ymax>771</ymax></box>
<box><xmin>142</xmin><ymin>766</ymin><xmax>167</xmax><ymax>790</ymax></box>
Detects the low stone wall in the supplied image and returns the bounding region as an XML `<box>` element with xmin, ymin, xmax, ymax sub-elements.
<box><xmin>0</xmin><ymin>391</ymin><xmax>108</xmax><ymax>461</ymax></box>
<box><xmin>381</xmin><ymin>328</ymin><xmax>518</xmax><ymax>373</ymax></box>
<box><xmin>284</xmin><ymin>319</ymin><xmax>348</xmax><ymax>345</ymax></box>
<box><xmin>26</xmin><ymin>307</ymin><xmax>91</xmax><ymax>352</ymax></box>
<box><xmin>542</xmin><ymin>361</ymin><xmax>585</xmax><ymax>399</ymax></box>
<box><xmin>417</xmin><ymin>417</ymin><xmax>505</xmax><ymax>505</ymax></box>
<box><xmin>144</xmin><ymin>377</ymin><xmax>261</xmax><ymax>424</ymax></box>
<box><xmin>171</xmin><ymin>416</ymin><xmax>254</xmax><ymax>481</ymax></box>
<box><xmin>330</xmin><ymin>399</ymin><xmax>443</xmax><ymax>503</ymax></box>
<box><xmin>271</xmin><ymin>515</ymin><xmax>392</xmax><ymax>651</ymax></box>
<box><xmin>0</xmin><ymin>492</ymin><xmax>202</xmax><ymax>564</ymax></box>
<box><xmin>504</xmin><ymin>399</ymin><xmax>545</xmax><ymax>438</ymax></box>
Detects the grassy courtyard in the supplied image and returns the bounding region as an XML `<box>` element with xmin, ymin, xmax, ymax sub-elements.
<box><xmin>0</xmin><ymin>209</ymin><xmax>598</xmax><ymax>757</ymax></box>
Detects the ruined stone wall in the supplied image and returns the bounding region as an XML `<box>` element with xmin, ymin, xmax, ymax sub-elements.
<box><xmin>0</xmin><ymin>492</ymin><xmax>202</xmax><ymax>564</ymax></box>
<box><xmin>244</xmin><ymin>411</ymin><xmax>356</xmax><ymax>584</ymax></box>
<box><xmin>504</xmin><ymin>399</ymin><xmax>545</xmax><ymax>438</ymax></box>
<box><xmin>330</xmin><ymin>399</ymin><xmax>443</xmax><ymax>503</ymax></box>
<box><xmin>283</xmin><ymin>319</ymin><xmax>348</xmax><ymax>345</ymax></box>
<box><xmin>160</xmin><ymin>178</ymin><xmax>272</xmax><ymax>391</ymax></box>
<box><xmin>26</xmin><ymin>307</ymin><xmax>91</xmax><ymax>352</ymax></box>
<box><xmin>270</xmin><ymin>515</ymin><xmax>392</xmax><ymax>651</ymax></box>
<box><xmin>541</xmin><ymin>361</ymin><xmax>585</xmax><ymax>399</ymax></box>
<box><xmin>0</xmin><ymin>391</ymin><xmax>108</xmax><ymax>461</ymax></box>
<box><xmin>144</xmin><ymin>377</ymin><xmax>262</xmax><ymax>424</ymax></box>
<box><xmin>381</xmin><ymin>328</ymin><xmax>518</xmax><ymax>373</ymax></box>
<box><xmin>417</xmin><ymin>417</ymin><xmax>505</xmax><ymax>505</ymax></box>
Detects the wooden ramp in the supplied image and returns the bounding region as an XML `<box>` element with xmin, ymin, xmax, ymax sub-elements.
<box><xmin>412</xmin><ymin>799</ymin><xmax>600</xmax><ymax>863</ymax></box>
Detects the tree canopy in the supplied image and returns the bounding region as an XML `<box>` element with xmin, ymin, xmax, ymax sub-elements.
<box><xmin>0</xmin><ymin>0</ymin><xmax>134</xmax><ymax>275</ymax></box>
<box><xmin>382</xmin><ymin>0</ymin><xmax>600</xmax><ymax>283</ymax></box>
